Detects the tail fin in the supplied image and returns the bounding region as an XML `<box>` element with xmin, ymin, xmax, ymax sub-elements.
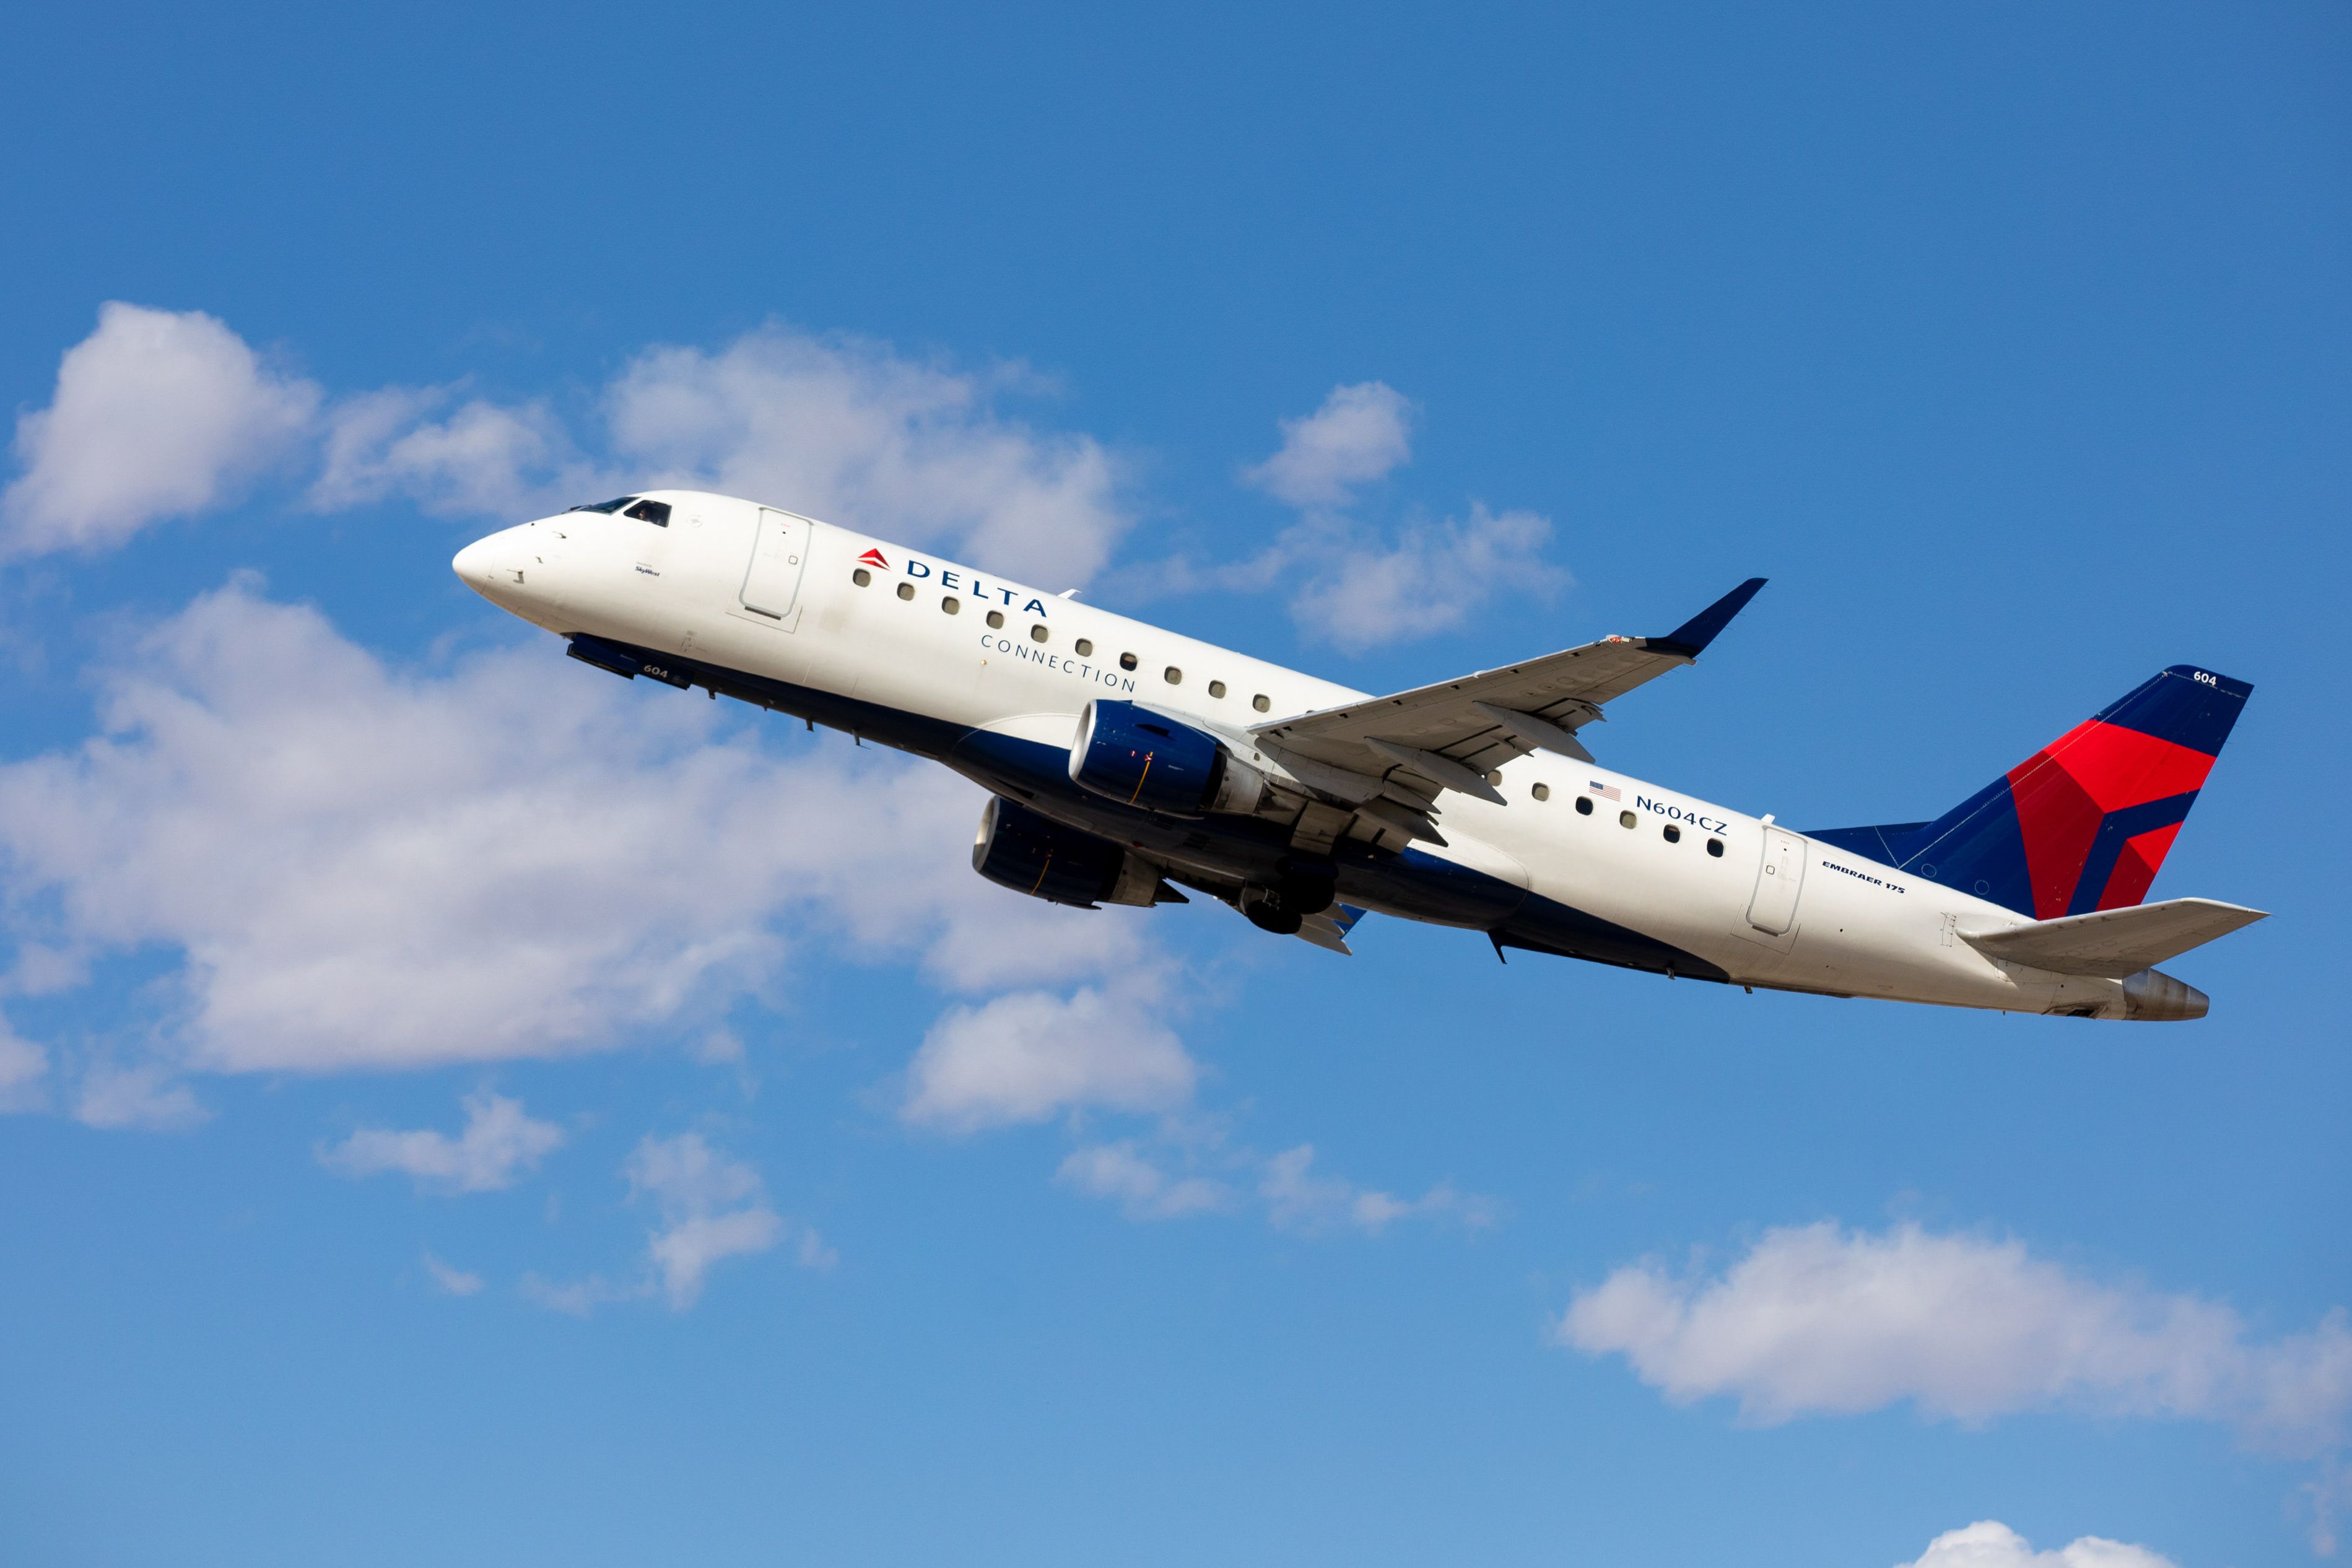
<box><xmin>1811</xmin><ymin>665</ymin><xmax>2252</xmax><ymax>918</ymax></box>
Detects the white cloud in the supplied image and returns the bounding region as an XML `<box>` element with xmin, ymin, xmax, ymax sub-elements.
<box><xmin>1242</xmin><ymin>381</ymin><xmax>1413</xmax><ymax>510</ymax></box>
<box><xmin>2</xmin><ymin>303</ymin><xmax>320</xmax><ymax>556</ymax></box>
<box><xmin>2308</xmin><ymin>1457</ymin><xmax>2351</xmax><ymax>1557</ymax></box>
<box><xmin>796</xmin><ymin>1227</ymin><xmax>839</xmax><ymax>1272</ymax></box>
<box><xmin>1056</xmin><ymin>1140</ymin><xmax>1232</xmax><ymax>1219</ymax></box>
<box><xmin>310</xmin><ymin>387</ymin><xmax>585</xmax><ymax>520</ymax></box>
<box><xmin>321</xmin><ymin>1091</ymin><xmax>565</xmax><ymax>1193</ymax></box>
<box><xmin>646</xmin><ymin>1208</ymin><xmax>783</xmax><ymax>1307</ymax></box>
<box><xmin>8</xmin><ymin>308</ymin><xmax>1133</xmax><ymax>586</ymax></box>
<box><xmin>74</xmin><ymin>1063</ymin><xmax>206</xmax><ymax>1130</ymax></box>
<box><xmin>1052</xmin><ymin>1123</ymin><xmax>1492</xmax><ymax>1237</ymax></box>
<box><xmin>421</xmin><ymin>1252</ymin><xmax>484</xmax><ymax>1296</ymax></box>
<box><xmin>0</xmin><ymin>1012</ymin><xmax>46</xmax><ymax>1112</ymax></box>
<box><xmin>901</xmin><ymin>973</ymin><xmax>1198</xmax><ymax>1132</ymax></box>
<box><xmin>627</xmin><ymin>1132</ymin><xmax>786</xmax><ymax>1310</ymax></box>
<box><xmin>1259</xmin><ymin>1143</ymin><xmax>1492</xmax><ymax>1235</ymax></box>
<box><xmin>1125</xmin><ymin>383</ymin><xmax>1566</xmax><ymax>650</ymax></box>
<box><xmin>304</xmin><ymin>324</ymin><xmax>1134</xmax><ymax>585</ymax></box>
<box><xmin>1289</xmin><ymin>503</ymin><xmax>1569</xmax><ymax>652</ymax></box>
<box><xmin>1557</xmin><ymin>1221</ymin><xmax>2352</xmax><ymax>1457</ymax></box>
<box><xmin>519</xmin><ymin>1273</ymin><xmax>635</xmax><ymax>1317</ymax></box>
<box><xmin>605</xmin><ymin>328</ymin><xmax>1133</xmax><ymax>585</ymax></box>
<box><xmin>1893</xmin><ymin>1520</ymin><xmax>2177</xmax><ymax>1568</ymax></box>
<box><xmin>522</xmin><ymin>1134</ymin><xmax>825</xmax><ymax>1315</ymax></box>
<box><xmin>0</xmin><ymin>581</ymin><xmax>1146</xmax><ymax>1079</ymax></box>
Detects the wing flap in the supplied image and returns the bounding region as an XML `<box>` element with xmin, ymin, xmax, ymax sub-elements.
<box><xmin>1250</xmin><ymin>579</ymin><xmax>1764</xmax><ymax>793</ymax></box>
<box><xmin>1295</xmin><ymin>904</ymin><xmax>1369</xmax><ymax>956</ymax></box>
<box><xmin>1960</xmin><ymin>897</ymin><xmax>2267</xmax><ymax>978</ymax></box>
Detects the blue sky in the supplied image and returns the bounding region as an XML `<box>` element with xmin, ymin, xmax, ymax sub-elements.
<box><xmin>1</xmin><ymin>4</ymin><xmax>2346</xmax><ymax>1565</ymax></box>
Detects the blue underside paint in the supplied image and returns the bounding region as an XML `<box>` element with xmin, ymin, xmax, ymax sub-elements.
<box><xmin>567</xmin><ymin>634</ymin><xmax>1730</xmax><ymax>983</ymax></box>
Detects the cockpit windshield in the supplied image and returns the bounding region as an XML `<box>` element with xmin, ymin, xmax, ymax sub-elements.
<box><xmin>568</xmin><ymin>496</ymin><xmax>637</xmax><ymax>514</ymax></box>
<box><xmin>622</xmin><ymin>499</ymin><xmax>671</xmax><ymax>526</ymax></box>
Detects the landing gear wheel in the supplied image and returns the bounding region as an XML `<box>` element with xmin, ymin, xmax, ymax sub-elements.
<box><xmin>1239</xmin><ymin>884</ymin><xmax>1305</xmax><ymax>935</ymax></box>
<box><xmin>1273</xmin><ymin>857</ymin><xmax>1338</xmax><ymax>916</ymax></box>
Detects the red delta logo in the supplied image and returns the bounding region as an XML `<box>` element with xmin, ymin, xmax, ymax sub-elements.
<box><xmin>857</xmin><ymin>548</ymin><xmax>889</xmax><ymax>569</ymax></box>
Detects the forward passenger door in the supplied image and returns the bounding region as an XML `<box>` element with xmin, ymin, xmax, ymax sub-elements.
<box><xmin>739</xmin><ymin>507</ymin><xmax>810</xmax><ymax>624</ymax></box>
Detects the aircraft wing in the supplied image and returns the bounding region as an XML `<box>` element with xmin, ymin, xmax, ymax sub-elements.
<box><xmin>1250</xmin><ymin>578</ymin><xmax>1766</xmax><ymax>802</ymax></box>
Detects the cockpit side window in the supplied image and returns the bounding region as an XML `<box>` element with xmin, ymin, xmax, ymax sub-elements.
<box><xmin>623</xmin><ymin>499</ymin><xmax>672</xmax><ymax>526</ymax></box>
<box><xmin>568</xmin><ymin>496</ymin><xmax>636</xmax><ymax>514</ymax></box>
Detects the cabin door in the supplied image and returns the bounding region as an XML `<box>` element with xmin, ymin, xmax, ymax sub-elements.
<box><xmin>739</xmin><ymin>507</ymin><xmax>809</xmax><ymax>622</ymax></box>
<box><xmin>1746</xmin><ymin>825</ymin><xmax>1807</xmax><ymax>935</ymax></box>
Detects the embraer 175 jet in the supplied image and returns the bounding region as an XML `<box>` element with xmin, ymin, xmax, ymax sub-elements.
<box><xmin>455</xmin><ymin>491</ymin><xmax>2263</xmax><ymax>1021</ymax></box>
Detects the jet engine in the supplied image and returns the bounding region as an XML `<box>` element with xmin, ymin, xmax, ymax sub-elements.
<box><xmin>970</xmin><ymin>796</ymin><xmax>1178</xmax><ymax>909</ymax></box>
<box><xmin>1067</xmin><ymin>699</ymin><xmax>1269</xmax><ymax>816</ymax></box>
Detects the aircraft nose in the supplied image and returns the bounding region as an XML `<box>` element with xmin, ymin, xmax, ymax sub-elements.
<box><xmin>453</xmin><ymin>534</ymin><xmax>502</xmax><ymax>588</ymax></box>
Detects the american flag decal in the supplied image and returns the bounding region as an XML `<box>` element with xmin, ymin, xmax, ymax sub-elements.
<box><xmin>1590</xmin><ymin>781</ymin><xmax>1621</xmax><ymax>801</ymax></box>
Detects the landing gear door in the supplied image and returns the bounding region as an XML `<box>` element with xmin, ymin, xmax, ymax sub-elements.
<box><xmin>1746</xmin><ymin>825</ymin><xmax>1806</xmax><ymax>935</ymax></box>
<box><xmin>739</xmin><ymin>507</ymin><xmax>810</xmax><ymax>625</ymax></box>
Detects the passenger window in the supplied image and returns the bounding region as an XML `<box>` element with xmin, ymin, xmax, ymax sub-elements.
<box><xmin>897</xmin><ymin>583</ymin><xmax>915</xmax><ymax>601</ymax></box>
<box><xmin>1030</xmin><ymin>624</ymin><xmax>1048</xmax><ymax>643</ymax></box>
<box><xmin>1707</xmin><ymin>838</ymin><xmax>1725</xmax><ymax>858</ymax></box>
<box><xmin>624</xmin><ymin>499</ymin><xmax>672</xmax><ymax>526</ymax></box>
<box><xmin>1532</xmin><ymin>783</ymin><xmax>1551</xmax><ymax>801</ymax></box>
<box><xmin>852</xmin><ymin>568</ymin><xmax>871</xmax><ymax>587</ymax></box>
<box><xmin>942</xmin><ymin>596</ymin><xmax>960</xmax><ymax>614</ymax></box>
<box><xmin>1575</xmin><ymin>796</ymin><xmax>1593</xmax><ymax>816</ymax></box>
<box><xmin>1619</xmin><ymin>810</ymin><xmax>1637</xmax><ymax>829</ymax></box>
<box><xmin>1076</xmin><ymin>638</ymin><xmax>1094</xmax><ymax>656</ymax></box>
<box><xmin>1164</xmin><ymin>666</ymin><xmax>1182</xmax><ymax>684</ymax></box>
<box><xmin>1209</xmin><ymin>680</ymin><xmax>1226</xmax><ymax>698</ymax></box>
<box><xmin>1663</xmin><ymin>824</ymin><xmax>1681</xmax><ymax>843</ymax></box>
<box><xmin>1253</xmin><ymin>694</ymin><xmax>1270</xmax><ymax>712</ymax></box>
<box><xmin>987</xmin><ymin>610</ymin><xmax>1004</xmax><ymax>629</ymax></box>
<box><xmin>1120</xmin><ymin>653</ymin><xmax>1138</xmax><ymax>671</ymax></box>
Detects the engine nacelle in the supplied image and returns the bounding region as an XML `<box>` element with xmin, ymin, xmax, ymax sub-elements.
<box><xmin>971</xmin><ymin>796</ymin><xmax>1166</xmax><ymax>908</ymax></box>
<box><xmin>1068</xmin><ymin>699</ymin><xmax>1269</xmax><ymax>816</ymax></box>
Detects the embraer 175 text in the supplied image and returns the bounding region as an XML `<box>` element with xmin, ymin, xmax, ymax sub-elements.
<box><xmin>455</xmin><ymin>491</ymin><xmax>2264</xmax><ymax>1021</ymax></box>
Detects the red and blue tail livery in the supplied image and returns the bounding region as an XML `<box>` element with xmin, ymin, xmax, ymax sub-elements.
<box><xmin>1816</xmin><ymin>666</ymin><xmax>2252</xmax><ymax>920</ymax></box>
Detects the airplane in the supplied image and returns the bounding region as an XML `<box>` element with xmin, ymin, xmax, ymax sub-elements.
<box><xmin>453</xmin><ymin>490</ymin><xmax>2263</xmax><ymax>1021</ymax></box>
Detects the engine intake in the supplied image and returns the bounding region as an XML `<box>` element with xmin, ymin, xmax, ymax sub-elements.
<box><xmin>971</xmin><ymin>796</ymin><xmax>1174</xmax><ymax>908</ymax></box>
<box><xmin>1068</xmin><ymin>699</ymin><xmax>1269</xmax><ymax>816</ymax></box>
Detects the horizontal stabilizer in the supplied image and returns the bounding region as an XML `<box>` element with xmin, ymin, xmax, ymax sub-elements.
<box><xmin>1960</xmin><ymin>897</ymin><xmax>2267</xmax><ymax>978</ymax></box>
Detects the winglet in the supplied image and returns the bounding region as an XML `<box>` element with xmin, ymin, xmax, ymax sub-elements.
<box><xmin>1645</xmin><ymin>577</ymin><xmax>1767</xmax><ymax>659</ymax></box>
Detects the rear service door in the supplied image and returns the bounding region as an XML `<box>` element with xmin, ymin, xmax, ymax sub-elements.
<box><xmin>1746</xmin><ymin>825</ymin><xmax>1806</xmax><ymax>935</ymax></box>
<box><xmin>740</xmin><ymin>507</ymin><xmax>810</xmax><ymax>622</ymax></box>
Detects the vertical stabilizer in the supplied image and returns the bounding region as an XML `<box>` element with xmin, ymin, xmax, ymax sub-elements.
<box><xmin>1813</xmin><ymin>666</ymin><xmax>2252</xmax><ymax>918</ymax></box>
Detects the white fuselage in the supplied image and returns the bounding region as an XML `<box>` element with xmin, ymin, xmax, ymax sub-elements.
<box><xmin>454</xmin><ymin>489</ymin><xmax>2136</xmax><ymax>1018</ymax></box>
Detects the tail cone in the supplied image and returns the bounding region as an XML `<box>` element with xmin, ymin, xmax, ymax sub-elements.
<box><xmin>2118</xmin><ymin>967</ymin><xmax>2208</xmax><ymax>1022</ymax></box>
